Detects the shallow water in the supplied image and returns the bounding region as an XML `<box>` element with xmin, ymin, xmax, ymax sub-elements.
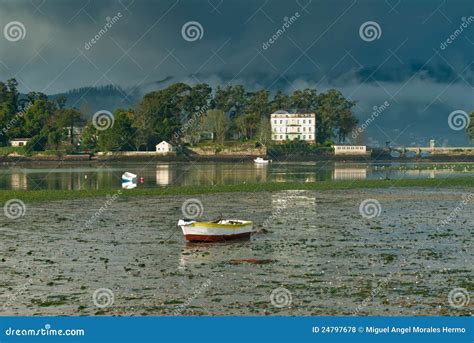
<box><xmin>0</xmin><ymin>161</ymin><xmax>473</xmax><ymax>191</ymax></box>
<box><xmin>0</xmin><ymin>188</ymin><xmax>472</xmax><ymax>316</ymax></box>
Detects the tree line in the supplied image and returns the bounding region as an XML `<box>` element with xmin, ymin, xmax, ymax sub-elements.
<box><xmin>83</xmin><ymin>83</ymin><xmax>360</xmax><ymax>151</ymax></box>
<box><xmin>4</xmin><ymin>78</ymin><xmax>471</xmax><ymax>152</ymax></box>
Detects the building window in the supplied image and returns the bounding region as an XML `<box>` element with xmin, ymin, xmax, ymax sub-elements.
<box><xmin>280</xmin><ymin>120</ymin><xmax>282</xmax><ymax>124</ymax></box>
<box><xmin>303</xmin><ymin>119</ymin><xmax>305</xmax><ymax>124</ymax></box>
<box><xmin>308</xmin><ymin>120</ymin><xmax>311</xmax><ymax>124</ymax></box>
<box><xmin>280</xmin><ymin>135</ymin><xmax>283</xmax><ymax>139</ymax></box>
<box><xmin>303</xmin><ymin>135</ymin><xmax>306</xmax><ymax>139</ymax></box>
<box><xmin>303</xmin><ymin>127</ymin><xmax>306</xmax><ymax>132</ymax></box>
<box><xmin>308</xmin><ymin>135</ymin><xmax>312</xmax><ymax>139</ymax></box>
<box><xmin>308</xmin><ymin>127</ymin><xmax>311</xmax><ymax>132</ymax></box>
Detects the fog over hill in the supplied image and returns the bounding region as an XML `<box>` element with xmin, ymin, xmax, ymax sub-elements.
<box><xmin>2</xmin><ymin>0</ymin><xmax>473</xmax><ymax>147</ymax></box>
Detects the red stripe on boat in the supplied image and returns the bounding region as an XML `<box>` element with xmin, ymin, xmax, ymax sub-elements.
<box><xmin>184</xmin><ymin>233</ymin><xmax>251</xmax><ymax>242</ymax></box>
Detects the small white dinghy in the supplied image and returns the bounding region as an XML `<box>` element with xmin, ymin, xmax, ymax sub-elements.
<box><xmin>178</xmin><ymin>219</ymin><xmax>255</xmax><ymax>242</ymax></box>
<box><xmin>121</xmin><ymin>172</ymin><xmax>137</xmax><ymax>183</ymax></box>
<box><xmin>254</xmin><ymin>157</ymin><xmax>271</xmax><ymax>164</ymax></box>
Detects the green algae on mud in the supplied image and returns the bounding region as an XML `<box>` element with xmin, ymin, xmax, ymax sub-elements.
<box><xmin>1</xmin><ymin>177</ymin><xmax>473</xmax><ymax>203</ymax></box>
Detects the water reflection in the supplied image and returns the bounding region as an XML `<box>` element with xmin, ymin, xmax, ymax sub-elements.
<box><xmin>332</xmin><ymin>165</ymin><xmax>367</xmax><ymax>180</ymax></box>
<box><xmin>0</xmin><ymin>162</ymin><xmax>472</xmax><ymax>191</ymax></box>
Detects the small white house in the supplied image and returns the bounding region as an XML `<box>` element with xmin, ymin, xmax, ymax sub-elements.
<box><xmin>9</xmin><ymin>138</ymin><xmax>31</xmax><ymax>147</ymax></box>
<box><xmin>333</xmin><ymin>145</ymin><xmax>367</xmax><ymax>155</ymax></box>
<box><xmin>155</xmin><ymin>141</ymin><xmax>176</xmax><ymax>155</ymax></box>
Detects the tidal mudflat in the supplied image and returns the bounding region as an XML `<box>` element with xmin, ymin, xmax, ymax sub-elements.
<box><xmin>0</xmin><ymin>188</ymin><xmax>472</xmax><ymax>316</ymax></box>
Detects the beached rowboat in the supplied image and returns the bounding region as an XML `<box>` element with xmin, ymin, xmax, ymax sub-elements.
<box><xmin>178</xmin><ymin>219</ymin><xmax>255</xmax><ymax>242</ymax></box>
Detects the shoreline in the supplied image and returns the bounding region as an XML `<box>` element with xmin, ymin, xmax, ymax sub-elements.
<box><xmin>1</xmin><ymin>177</ymin><xmax>472</xmax><ymax>203</ymax></box>
<box><xmin>2</xmin><ymin>154</ymin><xmax>474</xmax><ymax>164</ymax></box>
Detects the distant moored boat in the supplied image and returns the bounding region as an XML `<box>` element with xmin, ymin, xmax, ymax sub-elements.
<box><xmin>254</xmin><ymin>157</ymin><xmax>271</xmax><ymax>164</ymax></box>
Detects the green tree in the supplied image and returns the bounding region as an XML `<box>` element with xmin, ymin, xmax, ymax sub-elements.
<box><xmin>202</xmin><ymin>109</ymin><xmax>229</xmax><ymax>145</ymax></box>
<box><xmin>290</xmin><ymin>89</ymin><xmax>318</xmax><ymax>110</ymax></box>
<box><xmin>98</xmin><ymin>109</ymin><xmax>136</xmax><ymax>151</ymax></box>
<box><xmin>316</xmin><ymin>89</ymin><xmax>356</xmax><ymax>144</ymax></box>
<box><xmin>256</xmin><ymin>116</ymin><xmax>272</xmax><ymax>145</ymax></box>
<box><xmin>80</xmin><ymin>123</ymin><xmax>98</xmax><ymax>150</ymax></box>
<box><xmin>269</xmin><ymin>90</ymin><xmax>291</xmax><ymax>113</ymax></box>
<box><xmin>467</xmin><ymin>111</ymin><xmax>474</xmax><ymax>141</ymax></box>
<box><xmin>133</xmin><ymin>83</ymin><xmax>192</xmax><ymax>150</ymax></box>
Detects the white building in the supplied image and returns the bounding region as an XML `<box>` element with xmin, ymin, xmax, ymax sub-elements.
<box><xmin>332</xmin><ymin>145</ymin><xmax>367</xmax><ymax>155</ymax></box>
<box><xmin>9</xmin><ymin>138</ymin><xmax>31</xmax><ymax>147</ymax></box>
<box><xmin>155</xmin><ymin>141</ymin><xmax>176</xmax><ymax>155</ymax></box>
<box><xmin>271</xmin><ymin>111</ymin><xmax>316</xmax><ymax>143</ymax></box>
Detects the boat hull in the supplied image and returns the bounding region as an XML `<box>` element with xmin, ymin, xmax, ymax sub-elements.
<box><xmin>184</xmin><ymin>232</ymin><xmax>251</xmax><ymax>242</ymax></box>
<box><xmin>179</xmin><ymin>220</ymin><xmax>255</xmax><ymax>242</ymax></box>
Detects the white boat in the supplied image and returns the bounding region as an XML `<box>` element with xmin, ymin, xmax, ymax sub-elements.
<box><xmin>121</xmin><ymin>182</ymin><xmax>137</xmax><ymax>189</ymax></box>
<box><xmin>254</xmin><ymin>157</ymin><xmax>270</xmax><ymax>164</ymax></box>
<box><xmin>121</xmin><ymin>172</ymin><xmax>137</xmax><ymax>183</ymax></box>
<box><xmin>178</xmin><ymin>219</ymin><xmax>255</xmax><ymax>242</ymax></box>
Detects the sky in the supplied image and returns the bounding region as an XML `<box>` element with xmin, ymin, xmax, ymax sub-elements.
<box><xmin>0</xmin><ymin>0</ymin><xmax>473</xmax><ymax>146</ymax></box>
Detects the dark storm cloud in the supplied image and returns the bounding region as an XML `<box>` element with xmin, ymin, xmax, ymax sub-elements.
<box><xmin>0</xmin><ymin>0</ymin><xmax>473</xmax><ymax>145</ymax></box>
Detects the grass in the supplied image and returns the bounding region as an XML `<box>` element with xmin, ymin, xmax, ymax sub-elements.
<box><xmin>0</xmin><ymin>146</ymin><xmax>26</xmax><ymax>156</ymax></box>
<box><xmin>0</xmin><ymin>177</ymin><xmax>472</xmax><ymax>204</ymax></box>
